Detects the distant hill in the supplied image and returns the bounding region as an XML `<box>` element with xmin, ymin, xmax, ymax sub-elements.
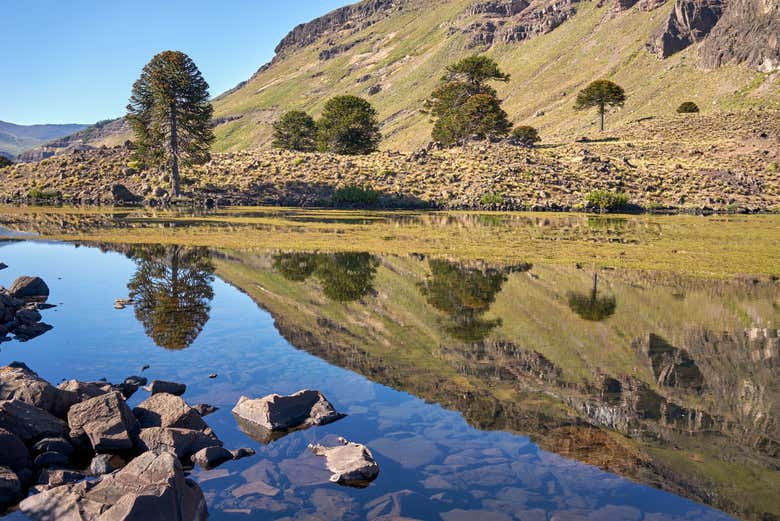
<box><xmin>0</xmin><ymin>120</ymin><xmax>88</xmax><ymax>159</ymax></box>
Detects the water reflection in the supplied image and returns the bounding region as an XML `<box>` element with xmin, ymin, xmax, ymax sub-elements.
<box><xmin>127</xmin><ymin>245</ymin><xmax>215</xmax><ymax>350</ymax></box>
<box><xmin>567</xmin><ymin>272</ymin><xmax>617</xmax><ymax>321</ymax></box>
<box><xmin>273</xmin><ymin>252</ymin><xmax>380</xmax><ymax>302</ymax></box>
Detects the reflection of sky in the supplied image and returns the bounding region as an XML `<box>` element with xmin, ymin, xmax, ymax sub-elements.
<box><xmin>0</xmin><ymin>242</ymin><xmax>736</xmax><ymax>521</ymax></box>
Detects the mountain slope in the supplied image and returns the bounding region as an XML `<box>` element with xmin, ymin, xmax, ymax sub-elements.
<box><xmin>209</xmin><ymin>0</ymin><xmax>780</xmax><ymax>152</ymax></box>
<box><xmin>0</xmin><ymin>120</ymin><xmax>88</xmax><ymax>158</ymax></box>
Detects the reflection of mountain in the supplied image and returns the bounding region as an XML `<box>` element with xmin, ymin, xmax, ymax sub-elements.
<box><xmin>212</xmin><ymin>251</ymin><xmax>780</xmax><ymax>521</ymax></box>
<box><xmin>127</xmin><ymin>245</ymin><xmax>215</xmax><ymax>350</ymax></box>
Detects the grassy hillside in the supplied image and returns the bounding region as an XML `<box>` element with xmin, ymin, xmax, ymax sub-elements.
<box><xmin>210</xmin><ymin>0</ymin><xmax>780</xmax><ymax>152</ymax></box>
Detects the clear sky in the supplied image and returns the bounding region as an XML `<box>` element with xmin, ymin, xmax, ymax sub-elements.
<box><xmin>0</xmin><ymin>1</ymin><xmax>350</xmax><ymax>125</ymax></box>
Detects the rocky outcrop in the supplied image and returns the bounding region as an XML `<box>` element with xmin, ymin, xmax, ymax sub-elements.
<box><xmin>647</xmin><ymin>0</ymin><xmax>724</xmax><ymax>58</ymax></box>
<box><xmin>309</xmin><ymin>437</ymin><xmax>380</xmax><ymax>486</ymax></box>
<box><xmin>274</xmin><ymin>0</ymin><xmax>399</xmax><ymax>57</ymax></box>
<box><xmin>700</xmin><ymin>0</ymin><xmax>780</xmax><ymax>71</ymax></box>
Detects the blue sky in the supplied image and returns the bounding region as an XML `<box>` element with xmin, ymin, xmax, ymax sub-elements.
<box><xmin>0</xmin><ymin>1</ymin><xmax>350</xmax><ymax>125</ymax></box>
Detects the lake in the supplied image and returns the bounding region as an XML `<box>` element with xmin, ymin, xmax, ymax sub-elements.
<box><xmin>0</xmin><ymin>207</ymin><xmax>778</xmax><ymax>521</ymax></box>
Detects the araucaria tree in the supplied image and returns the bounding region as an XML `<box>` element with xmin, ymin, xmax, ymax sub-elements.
<box><xmin>127</xmin><ymin>51</ymin><xmax>214</xmax><ymax>197</ymax></box>
<box><xmin>272</xmin><ymin>110</ymin><xmax>317</xmax><ymax>152</ymax></box>
<box><xmin>425</xmin><ymin>55</ymin><xmax>511</xmax><ymax>146</ymax></box>
<box><xmin>317</xmin><ymin>95</ymin><xmax>381</xmax><ymax>155</ymax></box>
<box><xmin>574</xmin><ymin>79</ymin><xmax>626</xmax><ymax>132</ymax></box>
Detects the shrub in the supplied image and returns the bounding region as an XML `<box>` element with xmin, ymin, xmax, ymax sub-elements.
<box><xmin>28</xmin><ymin>187</ymin><xmax>61</xmax><ymax>200</ymax></box>
<box><xmin>480</xmin><ymin>192</ymin><xmax>504</xmax><ymax>207</ymax></box>
<box><xmin>511</xmin><ymin>126</ymin><xmax>541</xmax><ymax>146</ymax></box>
<box><xmin>586</xmin><ymin>190</ymin><xmax>629</xmax><ymax>212</ymax></box>
<box><xmin>676</xmin><ymin>101</ymin><xmax>700</xmax><ymax>114</ymax></box>
<box><xmin>127</xmin><ymin>160</ymin><xmax>142</xmax><ymax>170</ymax></box>
<box><xmin>333</xmin><ymin>185</ymin><xmax>380</xmax><ymax>206</ymax></box>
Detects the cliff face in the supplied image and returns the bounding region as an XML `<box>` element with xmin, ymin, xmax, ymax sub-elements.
<box><xmin>647</xmin><ymin>0</ymin><xmax>724</xmax><ymax>58</ymax></box>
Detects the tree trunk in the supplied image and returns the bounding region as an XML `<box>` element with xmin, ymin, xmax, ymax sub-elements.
<box><xmin>599</xmin><ymin>103</ymin><xmax>605</xmax><ymax>132</ymax></box>
<box><xmin>169</xmin><ymin>103</ymin><xmax>180</xmax><ymax>197</ymax></box>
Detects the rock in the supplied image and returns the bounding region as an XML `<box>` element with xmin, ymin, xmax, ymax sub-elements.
<box><xmin>12</xmin><ymin>321</ymin><xmax>53</xmax><ymax>341</ymax></box>
<box><xmin>191</xmin><ymin>446</ymin><xmax>234</xmax><ymax>470</ymax></box>
<box><xmin>192</xmin><ymin>403</ymin><xmax>218</xmax><ymax>417</ymax></box>
<box><xmin>21</xmin><ymin>452</ymin><xmax>207</xmax><ymax>521</ymax></box>
<box><xmin>57</xmin><ymin>379</ymin><xmax>112</xmax><ymax>402</ymax></box>
<box><xmin>137</xmin><ymin>427</ymin><xmax>222</xmax><ymax>459</ymax></box>
<box><xmin>89</xmin><ymin>454</ymin><xmax>125</xmax><ymax>476</ymax></box>
<box><xmin>647</xmin><ymin>0</ymin><xmax>723</xmax><ymax>58</ymax></box>
<box><xmin>36</xmin><ymin>469</ymin><xmax>86</xmax><ymax>488</ymax></box>
<box><xmin>67</xmin><ymin>391</ymin><xmax>139</xmax><ymax>453</ymax></box>
<box><xmin>308</xmin><ymin>437</ymin><xmax>380</xmax><ymax>486</ymax></box>
<box><xmin>0</xmin><ymin>363</ymin><xmax>79</xmax><ymax>418</ymax></box>
<box><xmin>144</xmin><ymin>380</ymin><xmax>186</xmax><ymax>396</ymax></box>
<box><xmin>230</xmin><ymin>448</ymin><xmax>256</xmax><ymax>461</ymax></box>
<box><xmin>133</xmin><ymin>393</ymin><xmax>209</xmax><ymax>431</ymax></box>
<box><xmin>34</xmin><ymin>451</ymin><xmax>71</xmax><ymax>469</ymax></box>
<box><xmin>15</xmin><ymin>307</ymin><xmax>42</xmax><ymax>324</ymax></box>
<box><xmin>110</xmin><ymin>183</ymin><xmax>142</xmax><ymax>203</ymax></box>
<box><xmin>0</xmin><ymin>466</ymin><xmax>22</xmax><ymax>507</ymax></box>
<box><xmin>0</xmin><ymin>428</ymin><xmax>32</xmax><ymax>473</ymax></box>
<box><xmin>0</xmin><ymin>400</ymin><xmax>68</xmax><ymax>442</ymax></box>
<box><xmin>8</xmin><ymin>276</ymin><xmax>49</xmax><ymax>300</ymax></box>
<box><xmin>32</xmin><ymin>437</ymin><xmax>75</xmax><ymax>457</ymax></box>
<box><xmin>231</xmin><ymin>390</ymin><xmax>345</xmax><ymax>442</ymax></box>
<box><xmin>0</xmin><ymin>262</ymin><xmax>7</xmax><ymax>270</ymax></box>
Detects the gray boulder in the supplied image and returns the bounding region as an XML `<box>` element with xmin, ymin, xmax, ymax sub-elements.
<box><xmin>0</xmin><ymin>400</ymin><xmax>68</xmax><ymax>442</ymax></box>
<box><xmin>34</xmin><ymin>451</ymin><xmax>70</xmax><ymax>469</ymax></box>
<box><xmin>309</xmin><ymin>437</ymin><xmax>380</xmax><ymax>486</ymax></box>
<box><xmin>0</xmin><ymin>428</ymin><xmax>32</xmax><ymax>474</ymax></box>
<box><xmin>32</xmin><ymin>437</ymin><xmax>75</xmax><ymax>458</ymax></box>
<box><xmin>231</xmin><ymin>390</ymin><xmax>344</xmax><ymax>442</ymax></box>
<box><xmin>144</xmin><ymin>380</ymin><xmax>186</xmax><ymax>396</ymax></box>
<box><xmin>133</xmin><ymin>393</ymin><xmax>208</xmax><ymax>431</ymax></box>
<box><xmin>191</xmin><ymin>446</ymin><xmax>234</xmax><ymax>470</ymax></box>
<box><xmin>67</xmin><ymin>391</ymin><xmax>139</xmax><ymax>453</ymax></box>
<box><xmin>20</xmin><ymin>452</ymin><xmax>208</xmax><ymax>521</ymax></box>
<box><xmin>89</xmin><ymin>454</ymin><xmax>125</xmax><ymax>476</ymax></box>
<box><xmin>8</xmin><ymin>276</ymin><xmax>49</xmax><ymax>300</ymax></box>
<box><xmin>0</xmin><ymin>363</ymin><xmax>79</xmax><ymax>418</ymax></box>
<box><xmin>111</xmin><ymin>184</ymin><xmax>142</xmax><ymax>204</ymax></box>
<box><xmin>137</xmin><ymin>427</ymin><xmax>222</xmax><ymax>459</ymax></box>
<box><xmin>0</xmin><ymin>466</ymin><xmax>22</xmax><ymax>508</ymax></box>
<box><xmin>57</xmin><ymin>379</ymin><xmax>112</xmax><ymax>402</ymax></box>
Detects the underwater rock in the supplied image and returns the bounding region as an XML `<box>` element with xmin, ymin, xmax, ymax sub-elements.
<box><xmin>308</xmin><ymin>437</ymin><xmax>380</xmax><ymax>486</ymax></box>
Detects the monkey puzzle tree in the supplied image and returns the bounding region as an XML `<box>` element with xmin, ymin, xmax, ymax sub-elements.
<box><xmin>272</xmin><ymin>110</ymin><xmax>318</xmax><ymax>152</ymax></box>
<box><xmin>425</xmin><ymin>55</ymin><xmax>511</xmax><ymax>146</ymax></box>
<box><xmin>317</xmin><ymin>95</ymin><xmax>381</xmax><ymax>155</ymax></box>
<box><xmin>127</xmin><ymin>51</ymin><xmax>214</xmax><ymax>197</ymax></box>
<box><xmin>574</xmin><ymin>79</ymin><xmax>626</xmax><ymax>132</ymax></box>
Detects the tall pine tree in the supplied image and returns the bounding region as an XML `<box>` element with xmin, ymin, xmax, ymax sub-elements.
<box><xmin>127</xmin><ymin>51</ymin><xmax>214</xmax><ymax>197</ymax></box>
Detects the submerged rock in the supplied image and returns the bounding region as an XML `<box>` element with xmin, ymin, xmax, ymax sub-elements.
<box><xmin>144</xmin><ymin>380</ymin><xmax>187</xmax><ymax>396</ymax></box>
<box><xmin>192</xmin><ymin>403</ymin><xmax>218</xmax><ymax>417</ymax></box>
<box><xmin>232</xmin><ymin>390</ymin><xmax>345</xmax><ymax>442</ymax></box>
<box><xmin>308</xmin><ymin>437</ymin><xmax>380</xmax><ymax>486</ymax></box>
<box><xmin>20</xmin><ymin>451</ymin><xmax>208</xmax><ymax>521</ymax></box>
<box><xmin>67</xmin><ymin>391</ymin><xmax>139</xmax><ymax>453</ymax></box>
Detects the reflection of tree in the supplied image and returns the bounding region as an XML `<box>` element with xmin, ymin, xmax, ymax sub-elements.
<box><xmin>273</xmin><ymin>252</ymin><xmax>380</xmax><ymax>302</ymax></box>
<box><xmin>567</xmin><ymin>272</ymin><xmax>616</xmax><ymax>321</ymax></box>
<box><xmin>128</xmin><ymin>245</ymin><xmax>215</xmax><ymax>350</ymax></box>
<box><xmin>420</xmin><ymin>260</ymin><xmax>509</xmax><ymax>343</ymax></box>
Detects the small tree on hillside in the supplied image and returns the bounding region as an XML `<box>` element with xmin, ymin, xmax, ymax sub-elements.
<box><xmin>127</xmin><ymin>51</ymin><xmax>214</xmax><ymax>197</ymax></box>
<box><xmin>511</xmin><ymin>126</ymin><xmax>541</xmax><ymax>147</ymax></box>
<box><xmin>425</xmin><ymin>55</ymin><xmax>512</xmax><ymax>146</ymax></box>
<box><xmin>272</xmin><ymin>110</ymin><xmax>317</xmax><ymax>152</ymax></box>
<box><xmin>574</xmin><ymin>80</ymin><xmax>626</xmax><ymax>132</ymax></box>
<box><xmin>317</xmin><ymin>95</ymin><xmax>381</xmax><ymax>155</ymax></box>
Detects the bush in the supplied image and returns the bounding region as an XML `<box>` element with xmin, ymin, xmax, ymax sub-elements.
<box><xmin>332</xmin><ymin>185</ymin><xmax>380</xmax><ymax>206</ymax></box>
<box><xmin>586</xmin><ymin>190</ymin><xmax>629</xmax><ymax>212</ymax></box>
<box><xmin>511</xmin><ymin>126</ymin><xmax>541</xmax><ymax>146</ymax></box>
<box><xmin>676</xmin><ymin>101</ymin><xmax>699</xmax><ymax>114</ymax></box>
<box><xmin>127</xmin><ymin>160</ymin><xmax>142</xmax><ymax>170</ymax></box>
<box><xmin>28</xmin><ymin>187</ymin><xmax>62</xmax><ymax>200</ymax></box>
<box><xmin>480</xmin><ymin>192</ymin><xmax>504</xmax><ymax>207</ymax></box>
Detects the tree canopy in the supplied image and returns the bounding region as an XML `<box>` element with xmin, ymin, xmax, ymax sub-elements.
<box><xmin>126</xmin><ymin>51</ymin><xmax>214</xmax><ymax>196</ymax></box>
<box><xmin>574</xmin><ymin>79</ymin><xmax>626</xmax><ymax>132</ymax></box>
<box><xmin>317</xmin><ymin>95</ymin><xmax>381</xmax><ymax>155</ymax></box>
<box><xmin>272</xmin><ymin>110</ymin><xmax>318</xmax><ymax>152</ymax></box>
<box><xmin>426</xmin><ymin>56</ymin><xmax>512</xmax><ymax>146</ymax></box>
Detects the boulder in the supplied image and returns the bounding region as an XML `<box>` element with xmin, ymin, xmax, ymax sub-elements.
<box><xmin>58</xmin><ymin>379</ymin><xmax>112</xmax><ymax>402</ymax></box>
<box><xmin>137</xmin><ymin>427</ymin><xmax>222</xmax><ymax>459</ymax></box>
<box><xmin>0</xmin><ymin>466</ymin><xmax>22</xmax><ymax>508</ymax></box>
<box><xmin>0</xmin><ymin>400</ymin><xmax>68</xmax><ymax>442</ymax></box>
<box><xmin>34</xmin><ymin>451</ymin><xmax>71</xmax><ymax>469</ymax></box>
<box><xmin>230</xmin><ymin>447</ymin><xmax>256</xmax><ymax>461</ymax></box>
<box><xmin>309</xmin><ymin>437</ymin><xmax>380</xmax><ymax>486</ymax></box>
<box><xmin>110</xmin><ymin>184</ymin><xmax>142</xmax><ymax>204</ymax></box>
<box><xmin>192</xmin><ymin>403</ymin><xmax>218</xmax><ymax>417</ymax></box>
<box><xmin>144</xmin><ymin>380</ymin><xmax>186</xmax><ymax>396</ymax></box>
<box><xmin>191</xmin><ymin>446</ymin><xmax>234</xmax><ymax>470</ymax></box>
<box><xmin>133</xmin><ymin>393</ymin><xmax>208</xmax><ymax>431</ymax></box>
<box><xmin>0</xmin><ymin>428</ymin><xmax>32</xmax><ymax>474</ymax></box>
<box><xmin>8</xmin><ymin>276</ymin><xmax>49</xmax><ymax>300</ymax></box>
<box><xmin>89</xmin><ymin>454</ymin><xmax>125</xmax><ymax>476</ymax></box>
<box><xmin>0</xmin><ymin>363</ymin><xmax>78</xmax><ymax>418</ymax></box>
<box><xmin>67</xmin><ymin>391</ymin><xmax>139</xmax><ymax>453</ymax></box>
<box><xmin>32</xmin><ymin>437</ymin><xmax>75</xmax><ymax>458</ymax></box>
<box><xmin>231</xmin><ymin>390</ymin><xmax>344</xmax><ymax>442</ymax></box>
<box><xmin>12</xmin><ymin>321</ymin><xmax>53</xmax><ymax>341</ymax></box>
<box><xmin>20</xmin><ymin>452</ymin><xmax>208</xmax><ymax>521</ymax></box>
<box><xmin>36</xmin><ymin>469</ymin><xmax>86</xmax><ymax>489</ymax></box>
<box><xmin>15</xmin><ymin>307</ymin><xmax>42</xmax><ymax>325</ymax></box>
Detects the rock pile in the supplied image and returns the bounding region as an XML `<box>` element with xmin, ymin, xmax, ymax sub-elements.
<box><xmin>0</xmin><ymin>274</ymin><xmax>53</xmax><ymax>342</ymax></box>
<box><xmin>0</xmin><ymin>363</ymin><xmax>252</xmax><ymax>518</ymax></box>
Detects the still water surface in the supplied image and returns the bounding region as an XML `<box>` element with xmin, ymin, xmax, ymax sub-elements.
<box><xmin>0</xmin><ymin>223</ymin><xmax>778</xmax><ymax>520</ymax></box>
